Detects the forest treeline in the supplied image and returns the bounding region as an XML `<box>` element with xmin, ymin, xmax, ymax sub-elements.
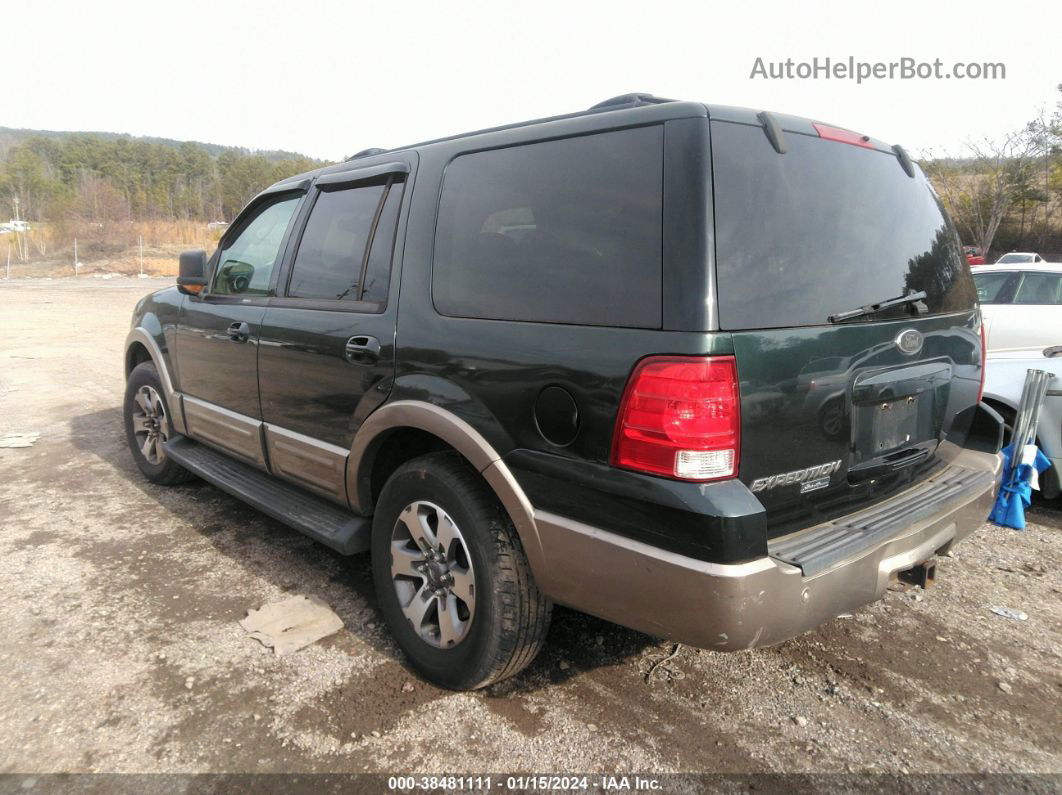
<box><xmin>1</xmin><ymin>86</ymin><xmax>1061</xmax><ymax>265</ymax></box>
<box><xmin>0</xmin><ymin>129</ymin><xmax>328</xmax><ymax>226</ymax></box>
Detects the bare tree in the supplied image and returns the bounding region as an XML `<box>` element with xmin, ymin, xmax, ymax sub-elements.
<box><xmin>1028</xmin><ymin>86</ymin><xmax>1062</xmax><ymax>255</ymax></box>
<box><xmin>924</xmin><ymin>128</ymin><xmax>1041</xmax><ymax>256</ymax></box>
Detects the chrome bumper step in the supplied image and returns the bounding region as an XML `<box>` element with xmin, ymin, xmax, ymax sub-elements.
<box><xmin>768</xmin><ymin>465</ymin><xmax>995</xmax><ymax>576</ymax></box>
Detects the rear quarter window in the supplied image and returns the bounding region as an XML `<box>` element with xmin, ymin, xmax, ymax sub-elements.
<box><xmin>432</xmin><ymin>126</ymin><xmax>664</xmax><ymax>328</ymax></box>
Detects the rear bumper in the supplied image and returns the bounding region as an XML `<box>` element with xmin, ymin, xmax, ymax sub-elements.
<box><xmin>530</xmin><ymin>443</ymin><xmax>1002</xmax><ymax>650</ymax></box>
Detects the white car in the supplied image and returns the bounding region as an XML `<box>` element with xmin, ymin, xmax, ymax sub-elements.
<box><xmin>994</xmin><ymin>252</ymin><xmax>1046</xmax><ymax>264</ymax></box>
<box><xmin>982</xmin><ymin>348</ymin><xmax>1062</xmax><ymax>499</ymax></box>
<box><xmin>972</xmin><ymin>263</ymin><xmax>1062</xmax><ymax>353</ymax></box>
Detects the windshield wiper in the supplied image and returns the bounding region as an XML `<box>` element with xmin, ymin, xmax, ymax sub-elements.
<box><xmin>828</xmin><ymin>290</ymin><xmax>928</xmax><ymax>324</ymax></box>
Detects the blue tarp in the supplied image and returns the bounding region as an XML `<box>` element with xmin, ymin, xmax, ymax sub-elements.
<box><xmin>989</xmin><ymin>443</ymin><xmax>1052</xmax><ymax>530</ymax></box>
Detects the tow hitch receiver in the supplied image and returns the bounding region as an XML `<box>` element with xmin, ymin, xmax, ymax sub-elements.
<box><xmin>897</xmin><ymin>560</ymin><xmax>937</xmax><ymax>589</ymax></box>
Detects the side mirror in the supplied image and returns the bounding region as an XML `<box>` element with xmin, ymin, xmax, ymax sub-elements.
<box><xmin>177</xmin><ymin>250</ymin><xmax>208</xmax><ymax>296</ymax></box>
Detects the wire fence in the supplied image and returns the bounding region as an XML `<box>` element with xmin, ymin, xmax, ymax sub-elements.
<box><xmin>2</xmin><ymin>221</ymin><xmax>224</xmax><ymax>281</ymax></box>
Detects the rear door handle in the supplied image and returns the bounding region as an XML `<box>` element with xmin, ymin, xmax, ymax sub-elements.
<box><xmin>345</xmin><ymin>335</ymin><xmax>381</xmax><ymax>365</ymax></box>
<box><xmin>227</xmin><ymin>321</ymin><xmax>251</xmax><ymax>343</ymax></box>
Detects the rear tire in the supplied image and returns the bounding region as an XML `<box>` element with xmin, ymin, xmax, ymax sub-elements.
<box><xmin>123</xmin><ymin>362</ymin><xmax>195</xmax><ymax>486</ymax></box>
<box><xmin>993</xmin><ymin>404</ymin><xmax>1059</xmax><ymax>499</ymax></box>
<box><xmin>371</xmin><ymin>452</ymin><xmax>551</xmax><ymax>690</ymax></box>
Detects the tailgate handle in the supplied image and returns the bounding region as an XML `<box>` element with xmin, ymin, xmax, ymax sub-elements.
<box><xmin>884</xmin><ymin>447</ymin><xmax>931</xmax><ymax>470</ymax></box>
<box><xmin>848</xmin><ymin>446</ymin><xmax>932</xmax><ymax>483</ymax></box>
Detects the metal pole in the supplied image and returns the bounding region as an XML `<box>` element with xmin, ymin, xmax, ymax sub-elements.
<box><xmin>1006</xmin><ymin>369</ymin><xmax>1051</xmax><ymax>489</ymax></box>
<box><xmin>139</xmin><ymin>235</ymin><xmax>144</xmax><ymax>276</ymax></box>
<box><xmin>74</xmin><ymin>237</ymin><xmax>78</xmax><ymax>277</ymax></box>
<box><xmin>1023</xmin><ymin>372</ymin><xmax>1050</xmax><ymax>446</ymax></box>
<box><xmin>1010</xmin><ymin>377</ymin><xmax>1032</xmax><ymax>449</ymax></box>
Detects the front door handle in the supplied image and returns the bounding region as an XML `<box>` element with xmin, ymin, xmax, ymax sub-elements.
<box><xmin>345</xmin><ymin>335</ymin><xmax>381</xmax><ymax>365</ymax></box>
<box><xmin>227</xmin><ymin>321</ymin><xmax>251</xmax><ymax>343</ymax></box>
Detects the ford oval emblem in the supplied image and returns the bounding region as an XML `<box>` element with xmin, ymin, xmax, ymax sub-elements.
<box><xmin>895</xmin><ymin>328</ymin><xmax>924</xmax><ymax>355</ymax></box>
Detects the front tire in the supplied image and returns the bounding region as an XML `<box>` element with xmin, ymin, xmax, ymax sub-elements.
<box><xmin>371</xmin><ymin>453</ymin><xmax>551</xmax><ymax>690</ymax></box>
<box><xmin>123</xmin><ymin>361</ymin><xmax>194</xmax><ymax>485</ymax></box>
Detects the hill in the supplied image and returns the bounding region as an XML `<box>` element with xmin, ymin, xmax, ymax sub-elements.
<box><xmin>0</xmin><ymin>127</ymin><xmax>331</xmax><ymax>225</ymax></box>
<box><xmin>0</xmin><ymin>126</ymin><xmax>315</xmax><ymax>163</ymax></box>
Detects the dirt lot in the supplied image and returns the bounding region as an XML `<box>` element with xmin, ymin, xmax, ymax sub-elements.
<box><xmin>0</xmin><ymin>278</ymin><xmax>1060</xmax><ymax>779</ymax></box>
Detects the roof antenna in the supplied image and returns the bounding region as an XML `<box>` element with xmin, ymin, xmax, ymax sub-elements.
<box><xmin>757</xmin><ymin>111</ymin><xmax>787</xmax><ymax>154</ymax></box>
<box><xmin>347</xmin><ymin>147</ymin><xmax>387</xmax><ymax>161</ymax></box>
<box><xmin>588</xmin><ymin>93</ymin><xmax>675</xmax><ymax>110</ymax></box>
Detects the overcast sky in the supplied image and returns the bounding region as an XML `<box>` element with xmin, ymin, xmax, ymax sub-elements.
<box><xmin>6</xmin><ymin>0</ymin><xmax>1059</xmax><ymax>161</ymax></box>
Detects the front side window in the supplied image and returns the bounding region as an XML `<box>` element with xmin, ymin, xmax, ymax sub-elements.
<box><xmin>1012</xmin><ymin>272</ymin><xmax>1062</xmax><ymax>305</ymax></box>
<box><xmin>213</xmin><ymin>195</ymin><xmax>301</xmax><ymax>296</ymax></box>
<box><xmin>432</xmin><ymin>126</ymin><xmax>664</xmax><ymax>328</ymax></box>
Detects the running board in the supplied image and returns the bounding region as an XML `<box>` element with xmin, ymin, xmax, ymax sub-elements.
<box><xmin>163</xmin><ymin>435</ymin><xmax>370</xmax><ymax>555</ymax></box>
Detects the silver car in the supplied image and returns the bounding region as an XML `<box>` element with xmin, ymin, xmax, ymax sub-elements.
<box><xmin>972</xmin><ymin>263</ymin><xmax>1062</xmax><ymax>353</ymax></box>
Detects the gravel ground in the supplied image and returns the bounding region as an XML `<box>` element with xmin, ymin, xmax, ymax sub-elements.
<box><xmin>0</xmin><ymin>278</ymin><xmax>1059</xmax><ymax>778</ymax></box>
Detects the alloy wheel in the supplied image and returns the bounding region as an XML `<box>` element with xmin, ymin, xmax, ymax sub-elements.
<box><xmin>390</xmin><ymin>500</ymin><xmax>476</xmax><ymax>648</ymax></box>
<box><xmin>130</xmin><ymin>385</ymin><xmax>170</xmax><ymax>465</ymax></box>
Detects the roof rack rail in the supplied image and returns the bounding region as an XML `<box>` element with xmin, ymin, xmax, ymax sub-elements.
<box><xmin>588</xmin><ymin>93</ymin><xmax>676</xmax><ymax>111</ymax></box>
<box><xmin>347</xmin><ymin>147</ymin><xmax>388</xmax><ymax>161</ymax></box>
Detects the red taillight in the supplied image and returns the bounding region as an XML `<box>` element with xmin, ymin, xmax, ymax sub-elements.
<box><xmin>611</xmin><ymin>355</ymin><xmax>740</xmax><ymax>481</ymax></box>
<box><xmin>977</xmin><ymin>321</ymin><xmax>987</xmax><ymax>403</ymax></box>
<box><xmin>813</xmin><ymin>123</ymin><xmax>875</xmax><ymax>149</ymax></box>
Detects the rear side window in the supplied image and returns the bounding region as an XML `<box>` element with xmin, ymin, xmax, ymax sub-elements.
<box><xmin>972</xmin><ymin>271</ymin><xmax>1015</xmax><ymax>304</ymax></box>
<box><xmin>1013</xmin><ymin>272</ymin><xmax>1062</xmax><ymax>305</ymax></box>
<box><xmin>361</xmin><ymin>182</ymin><xmax>404</xmax><ymax>305</ymax></box>
<box><xmin>288</xmin><ymin>183</ymin><xmax>386</xmax><ymax>301</ymax></box>
<box><xmin>712</xmin><ymin>121</ymin><xmax>977</xmax><ymax>329</ymax></box>
<box><xmin>433</xmin><ymin>126</ymin><xmax>664</xmax><ymax>328</ymax></box>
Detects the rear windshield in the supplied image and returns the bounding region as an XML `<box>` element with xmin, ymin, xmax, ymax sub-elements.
<box><xmin>711</xmin><ymin>120</ymin><xmax>976</xmax><ymax>330</ymax></box>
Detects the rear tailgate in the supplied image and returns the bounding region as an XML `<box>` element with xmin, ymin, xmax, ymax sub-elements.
<box><xmin>710</xmin><ymin>117</ymin><xmax>981</xmax><ymax>538</ymax></box>
<box><xmin>731</xmin><ymin>314</ymin><xmax>981</xmax><ymax>538</ymax></box>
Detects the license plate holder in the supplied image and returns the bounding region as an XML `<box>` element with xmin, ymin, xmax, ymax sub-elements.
<box><xmin>871</xmin><ymin>395</ymin><xmax>920</xmax><ymax>453</ymax></box>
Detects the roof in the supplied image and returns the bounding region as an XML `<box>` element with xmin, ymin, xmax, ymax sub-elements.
<box><xmin>267</xmin><ymin>94</ymin><xmax>704</xmax><ymax>191</ymax></box>
<box><xmin>264</xmin><ymin>93</ymin><xmax>907</xmax><ymax>193</ymax></box>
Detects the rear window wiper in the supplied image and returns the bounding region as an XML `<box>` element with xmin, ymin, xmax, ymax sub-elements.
<box><xmin>828</xmin><ymin>290</ymin><xmax>928</xmax><ymax>324</ymax></box>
